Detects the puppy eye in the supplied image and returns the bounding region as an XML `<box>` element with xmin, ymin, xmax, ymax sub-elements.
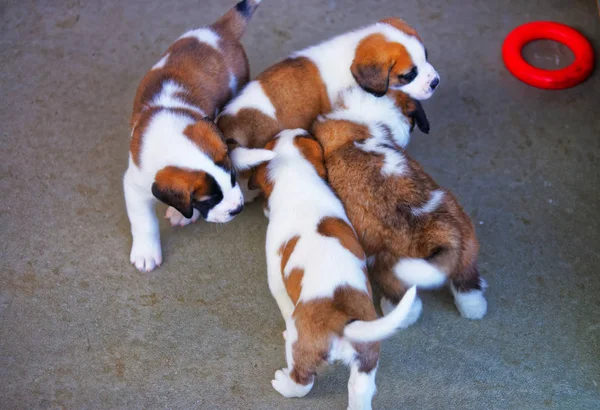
<box><xmin>399</xmin><ymin>67</ymin><xmax>418</xmax><ymax>83</ymax></box>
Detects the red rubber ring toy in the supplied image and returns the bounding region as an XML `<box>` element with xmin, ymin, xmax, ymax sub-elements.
<box><xmin>502</xmin><ymin>21</ymin><xmax>594</xmax><ymax>89</ymax></box>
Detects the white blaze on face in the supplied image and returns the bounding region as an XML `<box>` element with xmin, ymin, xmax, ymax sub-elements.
<box><xmin>397</xmin><ymin>61</ymin><xmax>439</xmax><ymax>100</ymax></box>
<box><xmin>205</xmin><ymin>183</ymin><xmax>244</xmax><ymax>223</ymax></box>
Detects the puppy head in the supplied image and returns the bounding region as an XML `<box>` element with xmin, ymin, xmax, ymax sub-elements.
<box><xmin>351</xmin><ymin>18</ymin><xmax>439</xmax><ymax>100</ymax></box>
<box><xmin>151</xmin><ymin>120</ymin><xmax>244</xmax><ymax>223</ymax></box>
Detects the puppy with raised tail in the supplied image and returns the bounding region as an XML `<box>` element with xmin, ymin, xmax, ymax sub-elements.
<box><xmin>233</xmin><ymin>129</ymin><xmax>417</xmax><ymax>409</ymax></box>
<box><xmin>313</xmin><ymin>88</ymin><xmax>488</xmax><ymax>322</ymax></box>
<box><xmin>123</xmin><ymin>0</ymin><xmax>263</xmax><ymax>271</ymax></box>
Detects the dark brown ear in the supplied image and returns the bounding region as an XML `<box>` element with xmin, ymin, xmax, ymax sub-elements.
<box><xmin>151</xmin><ymin>166</ymin><xmax>207</xmax><ymax>218</ymax></box>
<box><xmin>392</xmin><ymin>91</ymin><xmax>430</xmax><ymax>134</ymax></box>
<box><xmin>293</xmin><ymin>135</ymin><xmax>327</xmax><ymax>180</ymax></box>
<box><xmin>351</xmin><ymin>35</ymin><xmax>394</xmax><ymax>97</ymax></box>
<box><xmin>409</xmin><ymin>100</ymin><xmax>430</xmax><ymax>134</ymax></box>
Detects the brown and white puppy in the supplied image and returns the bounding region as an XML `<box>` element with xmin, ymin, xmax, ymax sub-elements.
<box><xmin>232</xmin><ymin>129</ymin><xmax>417</xmax><ymax>409</ymax></box>
<box><xmin>313</xmin><ymin>87</ymin><xmax>487</xmax><ymax>321</ymax></box>
<box><xmin>219</xmin><ymin>18</ymin><xmax>439</xmax><ymax>199</ymax></box>
<box><xmin>123</xmin><ymin>0</ymin><xmax>263</xmax><ymax>272</ymax></box>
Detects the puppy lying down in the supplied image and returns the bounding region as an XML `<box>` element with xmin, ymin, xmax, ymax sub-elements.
<box><xmin>313</xmin><ymin>87</ymin><xmax>488</xmax><ymax>321</ymax></box>
<box><xmin>232</xmin><ymin>129</ymin><xmax>417</xmax><ymax>409</ymax></box>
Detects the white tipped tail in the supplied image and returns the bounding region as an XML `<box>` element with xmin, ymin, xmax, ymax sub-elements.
<box><xmin>230</xmin><ymin>147</ymin><xmax>275</xmax><ymax>170</ymax></box>
<box><xmin>343</xmin><ymin>286</ymin><xmax>417</xmax><ymax>343</ymax></box>
<box><xmin>393</xmin><ymin>258</ymin><xmax>447</xmax><ymax>289</ymax></box>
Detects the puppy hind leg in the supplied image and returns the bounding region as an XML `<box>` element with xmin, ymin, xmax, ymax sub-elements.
<box><xmin>348</xmin><ymin>342</ymin><xmax>379</xmax><ymax>410</ymax></box>
<box><xmin>272</xmin><ymin>318</ymin><xmax>315</xmax><ymax>398</ymax></box>
<box><xmin>123</xmin><ymin>170</ymin><xmax>162</xmax><ymax>272</ymax></box>
<box><xmin>450</xmin><ymin>265</ymin><xmax>488</xmax><ymax>319</ymax></box>
<box><xmin>266</xmin><ymin>251</ymin><xmax>294</xmax><ymax>320</ymax></box>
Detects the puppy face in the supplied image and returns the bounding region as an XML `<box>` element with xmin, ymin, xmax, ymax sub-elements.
<box><xmin>351</xmin><ymin>18</ymin><xmax>440</xmax><ymax>100</ymax></box>
<box><xmin>151</xmin><ymin>120</ymin><xmax>244</xmax><ymax>223</ymax></box>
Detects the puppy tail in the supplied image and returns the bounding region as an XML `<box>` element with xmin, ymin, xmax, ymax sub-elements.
<box><xmin>212</xmin><ymin>0</ymin><xmax>262</xmax><ymax>40</ymax></box>
<box><xmin>393</xmin><ymin>258</ymin><xmax>447</xmax><ymax>289</ymax></box>
<box><xmin>343</xmin><ymin>286</ymin><xmax>417</xmax><ymax>343</ymax></box>
<box><xmin>230</xmin><ymin>147</ymin><xmax>275</xmax><ymax>171</ymax></box>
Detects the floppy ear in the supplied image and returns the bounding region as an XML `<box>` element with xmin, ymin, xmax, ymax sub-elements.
<box><xmin>230</xmin><ymin>147</ymin><xmax>276</xmax><ymax>171</ymax></box>
<box><xmin>152</xmin><ymin>182</ymin><xmax>193</xmax><ymax>219</ymax></box>
<box><xmin>409</xmin><ymin>100</ymin><xmax>430</xmax><ymax>134</ymax></box>
<box><xmin>351</xmin><ymin>35</ymin><xmax>394</xmax><ymax>97</ymax></box>
<box><xmin>293</xmin><ymin>135</ymin><xmax>327</xmax><ymax>180</ymax></box>
<box><xmin>151</xmin><ymin>166</ymin><xmax>205</xmax><ymax>219</ymax></box>
<box><xmin>392</xmin><ymin>90</ymin><xmax>430</xmax><ymax>134</ymax></box>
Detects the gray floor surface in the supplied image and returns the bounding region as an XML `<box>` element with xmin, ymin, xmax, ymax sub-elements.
<box><xmin>1</xmin><ymin>0</ymin><xmax>599</xmax><ymax>409</ymax></box>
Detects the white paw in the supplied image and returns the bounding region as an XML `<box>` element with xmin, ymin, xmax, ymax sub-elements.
<box><xmin>263</xmin><ymin>205</ymin><xmax>270</xmax><ymax>219</ymax></box>
<box><xmin>271</xmin><ymin>368</ymin><xmax>312</xmax><ymax>398</ymax></box>
<box><xmin>282</xmin><ymin>330</ymin><xmax>287</xmax><ymax>340</ymax></box>
<box><xmin>453</xmin><ymin>290</ymin><xmax>487</xmax><ymax>319</ymax></box>
<box><xmin>381</xmin><ymin>296</ymin><xmax>422</xmax><ymax>328</ymax></box>
<box><xmin>165</xmin><ymin>207</ymin><xmax>199</xmax><ymax>227</ymax></box>
<box><xmin>130</xmin><ymin>236</ymin><xmax>162</xmax><ymax>272</ymax></box>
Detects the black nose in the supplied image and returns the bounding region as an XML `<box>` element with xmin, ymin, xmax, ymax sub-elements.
<box><xmin>430</xmin><ymin>77</ymin><xmax>440</xmax><ymax>90</ymax></box>
<box><xmin>229</xmin><ymin>204</ymin><xmax>244</xmax><ymax>216</ymax></box>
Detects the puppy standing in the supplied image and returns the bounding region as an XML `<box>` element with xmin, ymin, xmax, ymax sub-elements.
<box><xmin>313</xmin><ymin>88</ymin><xmax>488</xmax><ymax>321</ymax></box>
<box><xmin>219</xmin><ymin>18</ymin><xmax>440</xmax><ymax>200</ymax></box>
<box><xmin>233</xmin><ymin>130</ymin><xmax>417</xmax><ymax>409</ymax></box>
<box><xmin>123</xmin><ymin>1</ymin><xmax>263</xmax><ymax>271</ymax></box>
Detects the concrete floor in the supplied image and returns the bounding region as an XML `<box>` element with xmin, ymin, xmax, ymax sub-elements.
<box><xmin>1</xmin><ymin>0</ymin><xmax>599</xmax><ymax>409</ymax></box>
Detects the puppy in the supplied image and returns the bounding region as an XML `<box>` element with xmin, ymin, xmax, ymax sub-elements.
<box><xmin>123</xmin><ymin>0</ymin><xmax>263</xmax><ymax>271</ymax></box>
<box><xmin>218</xmin><ymin>17</ymin><xmax>439</xmax><ymax>199</ymax></box>
<box><xmin>313</xmin><ymin>88</ymin><xmax>488</xmax><ymax>321</ymax></box>
<box><xmin>232</xmin><ymin>129</ymin><xmax>417</xmax><ymax>409</ymax></box>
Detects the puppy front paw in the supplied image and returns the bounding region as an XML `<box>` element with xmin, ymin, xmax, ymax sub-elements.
<box><xmin>165</xmin><ymin>207</ymin><xmax>200</xmax><ymax>227</ymax></box>
<box><xmin>130</xmin><ymin>237</ymin><xmax>162</xmax><ymax>272</ymax></box>
<box><xmin>271</xmin><ymin>368</ymin><xmax>312</xmax><ymax>398</ymax></box>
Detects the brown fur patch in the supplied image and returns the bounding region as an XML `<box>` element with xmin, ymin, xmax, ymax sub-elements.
<box><xmin>293</xmin><ymin>134</ymin><xmax>327</xmax><ymax>179</ymax></box>
<box><xmin>312</xmin><ymin>119</ymin><xmax>371</xmax><ymax>159</ymax></box>
<box><xmin>218</xmin><ymin>108</ymin><xmax>281</xmax><ymax>149</ymax></box>
<box><xmin>183</xmin><ymin>120</ymin><xmax>229</xmax><ymax>164</ymax></box>
<box><xmin>279</xmin><ymin>236</ymin><xmax>300</xmax><ymax>274</ymax></box>
<box><xmin>351</xmin><ymin>34</ymin><xmax>416</xmax><ymax>97</ymax></box>
<box><xmin>284</xmin><ymin>268</ymin><xmax>304</xmax><ymax>305</ymax></box>
<box><xmin>317</xmin><ymin>217</ymin><xmax>365</xmax><ymax>260</ymax></box>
